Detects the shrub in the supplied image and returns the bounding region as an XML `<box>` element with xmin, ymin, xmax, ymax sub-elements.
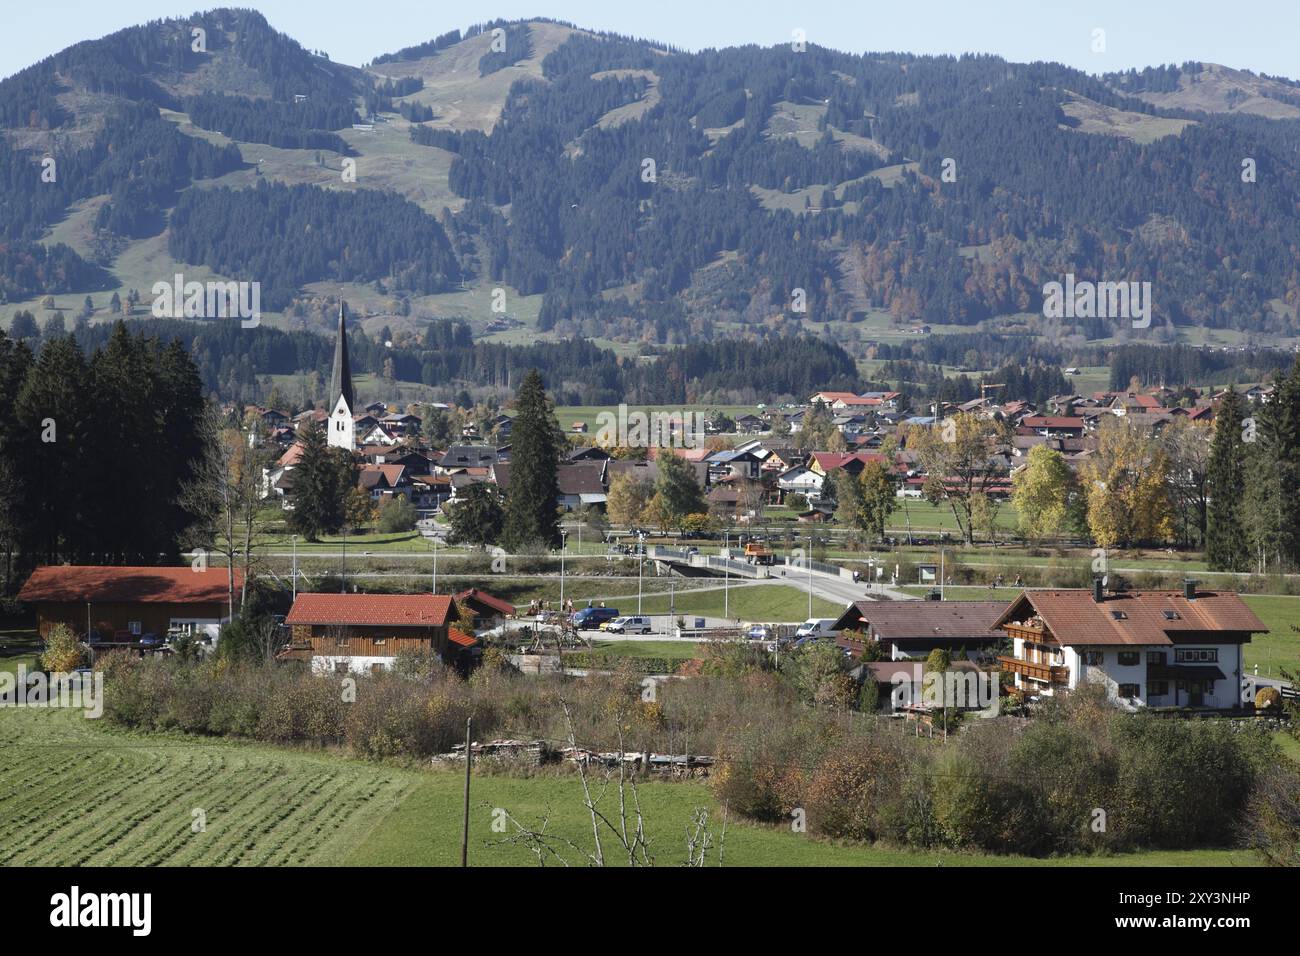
<box><xmin>40</xmin><ymin>624</ymin><xmax>87</xmax><ymax>672</ymax></box>
<box><xmin>377</xmin><ymin>495</ymin><xmax>418</xmax><ymax>533</ymax></box>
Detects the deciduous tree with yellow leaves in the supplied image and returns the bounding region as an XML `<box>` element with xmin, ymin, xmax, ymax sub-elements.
<box><xmin>1080</xmin><ymin>417</ymin><xmax>1174</xmax><ymax>548</ymax></box>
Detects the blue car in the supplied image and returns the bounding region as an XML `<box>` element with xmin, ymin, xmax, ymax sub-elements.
<box><xmin>572</xmin><ymin>607</ymin><xmax>620</xmax><ymax>630</ymax></box>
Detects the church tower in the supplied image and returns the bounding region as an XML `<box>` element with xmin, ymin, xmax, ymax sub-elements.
<box><xmin>327</xmin><ymin>299</ymin><xmax>355</xmax><ymax>451</ymax></box>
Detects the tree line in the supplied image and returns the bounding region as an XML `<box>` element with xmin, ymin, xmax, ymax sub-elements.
<box><xmin>0</xmin><ymin>322</ymin><xmax>209</xmax><ymax>592</ymax></box>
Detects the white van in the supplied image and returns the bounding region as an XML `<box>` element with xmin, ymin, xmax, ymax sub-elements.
<box><xmin>793</xmin><ymin>618</ymin><xmax>838</xmax><ymax>642</ymax></box>
<box><xmin>606</xmin><ymin>616</ymin><xmax>653</xmax><ymax>635</ymax></box>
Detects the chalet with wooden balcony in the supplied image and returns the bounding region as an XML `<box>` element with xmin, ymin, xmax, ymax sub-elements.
<box><xmin>992</xmin><ymin>582</ymin><xmax>1266</xmax><ymax>711</ymax></box>
<box><xmin>282</xmin><ymin>593</ymin><xmax>475</xmax><ymax>675</ymax></box>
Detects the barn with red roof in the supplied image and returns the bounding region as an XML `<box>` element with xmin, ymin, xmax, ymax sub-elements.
<box><xmin>17</xmin><ymin>565</ymin><xmax>242</xmax><ymax>644</ymax></box>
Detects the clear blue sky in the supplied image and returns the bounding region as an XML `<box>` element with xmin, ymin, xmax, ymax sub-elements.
<box><xmin>3</xmin><ymin>0</ymin><xmax>1297</xmax><ymax>81</ymax></box>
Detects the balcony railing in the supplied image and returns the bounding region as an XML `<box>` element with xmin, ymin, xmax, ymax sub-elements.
<box><xmin>998</xmin><ymin>655</ymin><xmax>1069</xmax><ymax>685</ymax></box>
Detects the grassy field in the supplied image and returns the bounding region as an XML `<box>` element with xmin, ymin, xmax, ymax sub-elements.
<box><xmin>586</xmin><ymin>640</ymin><xmax>704</xmax><ymax>661</ymax></box>
<box><xmin>1240</xmin><ymin>595</ymin><xmax>1300</xmax><ymax>676</ymax></box>
<box><xmin>631</xmin><ymin>583</ymin><xmax>842</xmax><ymax>621</ymax></box>
<box><xmin>0</xmin><ymin>709</ymin><xmax>1258</xmax><ymax>867</ymax></box>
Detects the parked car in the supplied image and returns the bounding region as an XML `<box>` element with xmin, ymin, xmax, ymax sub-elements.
<box><xmin>572</xmin><ymin>606</ymin><xmax>620</xmax><ymax>630</ymax></box>
<box><xmin>793</xmin><ymin>618</ymin><xmax>838</xmax><ymax>641</ymax></box>
<box><xmin>606</xmin><ymin>616</ymin><xmax>653</xmax><ymax>635</ymax></box>
<box><xmin>746</xmin><ymin>624</ymin><xmax>771</xmax><ymax>641</ymax></box>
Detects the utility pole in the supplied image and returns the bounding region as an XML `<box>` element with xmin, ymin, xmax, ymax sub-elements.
<box><xmin>291</xmin><ymin>535</ymin><xmax>298</xmax><ymax>600</ymax></box>
<box><xmin>460</xmin><ymin>716</ymin><xmax>472</xmax><ymax>867</ymax></box>
<box><xmin>559</xmin><ymin>530</ymin><xmax>568</xmax><ymax>609</ymax></box>
<box><xmin>637</xmin><ymin>530</ymin><xmax>644</xmax><ymax>615</ymax></box>
<box><xmin>723</xmin><ymin>530</ymin><xmax>730</xmax><ymax>621</ymax></box>
<box><xmin>341</xmin><ymin>526</ymin><xmax>347</xmax><ymax>593</ymax></box>
<box><xmin>431</xmin><ymin>533</ymin><xmax>438</xmax><ymax>594</ymax></box>
<box><xmin>806</xmin><ymin>535</ymin><xmax>814</xmax><ymax>619</ymax></box>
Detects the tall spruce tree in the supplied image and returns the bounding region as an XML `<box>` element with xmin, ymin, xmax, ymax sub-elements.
<box><xmin>1272</xmin><ymin>360</ymin><xmax>1300</xmax><ymax>568</ymax></box>
<box><xmin>15</xmin><ymin>335</ymin><xmax>92</xmax><ymax>564</ymax></box>
<box><xmin>500</xmin><ymin>369</ymin><xmax>561</xmax><ymax>552</ymax></box>
<box><xmin>1205</xmin><ymin>389</ymin><xmax>1249</xmax><ymax>571</ymax></box>
<box><xmin>0</xmin><ymin>330</ymin><xmax>34</xmax><ymax>587</ymax></box>
<box><xmin>288</xmin><ymin>418</ymin><xmax>350</xmax><ymax>541</ymax></box>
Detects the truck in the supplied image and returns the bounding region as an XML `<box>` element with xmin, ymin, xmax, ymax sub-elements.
<box><xmin>743</xmin><ymin>542</ymin><xmax>775</xmax><ymax>566</ymax></box>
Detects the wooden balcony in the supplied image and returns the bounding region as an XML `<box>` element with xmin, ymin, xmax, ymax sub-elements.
<box><xmin>998</xmin><ymin>655</ymin><xmax>1069</xmax><ymax>685</ymax></box>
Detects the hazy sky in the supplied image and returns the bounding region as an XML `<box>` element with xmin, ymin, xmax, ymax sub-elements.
<box><xmin>3</xmin><ymin>0</ymin><xmax>1297</xmax><ymax>82</ymax></box>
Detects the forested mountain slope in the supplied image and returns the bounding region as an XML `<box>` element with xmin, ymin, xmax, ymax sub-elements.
<box><xmin>3</xmin><ymin>9</ymin><xmax>1299</xmax><ymax>347</ymax></box>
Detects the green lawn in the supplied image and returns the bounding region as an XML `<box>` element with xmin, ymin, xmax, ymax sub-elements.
<box><xmin>344</xmin><ymin>768</ymin><xmax>1256</xmax><ymax>868</ymax></box>
<box><xmin>586</xmin><ymin>640</ymin><xmax>704</xmax><ymax>661</ymax></box>
<box><xmin>0</xmin><ymin>708</ymin><xmax>1262</xmax><ymax>867</ymax></box>
<box><xmin>632</xmin><ymin>584</ymin><xmax>842</xmax><ymax>622</ymax></box>
<box><xmin>0</xmin><ymin>652</ymin><xmax>39</xmax><ymax>676</ymax></box>
<box><xmin>1241</xmin><ymin>595</ymin><xmax>1300</xmax><ymax>677</ymax></box>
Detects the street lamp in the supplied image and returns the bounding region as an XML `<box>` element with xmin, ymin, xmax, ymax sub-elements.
<box><xmin>637</xmin><ymin>529</ymin><xmax>646</xmax><ymax>615</ymax></box>
<box><xmin>559</xmin><ymin>529</ymin><xmax>569</xmax><ymax>610</ymax></box>
<box><xmin>291</xmin><ymin>534</ymin><xmax>297</xmax><ymax>600</ymax></box>
<box><xmin>431</xmin><ymin>531</ymin><xmax>438</xmax><ymax>594</ymax></box>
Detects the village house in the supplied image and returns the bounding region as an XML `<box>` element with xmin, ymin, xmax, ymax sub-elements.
<box><xmin>281</xmin><ymin>593</ymin><xmax>475</xmax><ymax>674</ymax></box>
<box><xmin>452</xmin><ymin>588</ymin><xmax>516</xmax><ymax>631</ymax></box>
<box><xmin>833</xmin><ymin>601</ymin><xmax>1006</xmax><ymax>661</ymax></box>
<box><xmin>17</xmin><ymin>565</ymin><xmax>243</xmax><ymax>645</ymax></box>
<box><xmin>994</xmin><ymin>583</ymin><xmax>1266</xmax><ymax>710</ymax></box>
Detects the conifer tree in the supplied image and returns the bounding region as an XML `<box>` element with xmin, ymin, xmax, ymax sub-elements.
<box><xmin>500</xmin><ymin>369</ymin><xmax>561</xmax><ymax>551</ymax></box>
<box><xmin>1206</xmin><ymin>390</ymin><xmax>1249</xmax><ymax>571</ymax></box>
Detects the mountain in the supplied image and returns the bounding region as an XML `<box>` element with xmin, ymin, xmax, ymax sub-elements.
<box><xmin>3</xmin><ymin>8</ymin><xmax>1300</xmax><ymax>355</ymax></box>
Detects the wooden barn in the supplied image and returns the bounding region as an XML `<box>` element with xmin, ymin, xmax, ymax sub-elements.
<box><xmin>17</xmin><ymin>565</ymin><xmax>240</xmax><ymax>644</ymax></box>
<box><xmin>281</xmin><ymin>593</ymin><xmax>476</xmax><ymax>674</ymax></box>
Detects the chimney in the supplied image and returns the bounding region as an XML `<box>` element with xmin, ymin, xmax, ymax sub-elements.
<box><xmin>1184</xmin><ymin>579</ymin><xmax>1197</xmax><ymax>600</ymax></box>
<box><xmin>1092</xmin><ymin>578</ymin><xmax>1104</xmax><ymax>603</ymax></box>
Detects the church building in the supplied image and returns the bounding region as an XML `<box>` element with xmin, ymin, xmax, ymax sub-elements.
<box><xmin>328</xmin><ymin>300</ymin><xmax>356</xmax><ymax>451</ymax></box>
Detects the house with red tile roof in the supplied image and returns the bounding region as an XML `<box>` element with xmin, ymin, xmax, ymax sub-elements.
<box><xmin>282</xmin><ymin>593</ymin><xmax>473</xmax><ymax>673</ymax></box>
<box><xmin>994</xmin><ymin>583</ymin><xmax>1266</xmax><ymax>710</ymax></box>
<box><xmin>17</xmin><ymin>565</ymin><xmax>243</xmax><ymax>644</ymax></box>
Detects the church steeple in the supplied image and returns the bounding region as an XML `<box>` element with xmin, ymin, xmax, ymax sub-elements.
<box><xmin>326</xmin><ymin>299</ymin><xmax>356</xmax><ymax>451</ymax></box>
<box><xmin>329</xmin><ymin>299</ymin><xmax>354</xmax><ymax>415</ymax></box>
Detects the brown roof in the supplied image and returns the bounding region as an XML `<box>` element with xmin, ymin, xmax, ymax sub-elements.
<box><xmin>1021</xmin><ymin>416</ymin><xmax>1085</xmax><ymax>429</ymax></box>
<box><xmin>286</xmin><ymin>593</ymin><xmax>457</xmax><ymax>627</ymax></box>
<box><xmin>453</xmin><ymin>588</ymin><xmax>515</xmax><ymax>617</ymax></box>
<box><xmin>994</xmin><ymin>589</ymin><xmax>1267</xmax><ymax>646</ymax></box>
<box><xmin>18</xmin><ymin>566</ymin><xmax>241</xmax><ymax>605</ymax></box>
<box><xmin>834</xmin><ymin>601</ymin><xmax>1006</xmax><ymax>641</ymax></box>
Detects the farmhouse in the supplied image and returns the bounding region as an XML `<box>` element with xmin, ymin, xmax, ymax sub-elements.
<box><xmin>282</xmin><ymin>592</ymin><xmax>475</xmax><ymax>674</ymax></box>
<box><xmin>17</xmin><ymin>565</ymin><xmax>241</xmax><ymax>644</ymax></box>
<box><xmin>994</xmin><ymin>583</ymin><xmax>1265</xmax><ymax>710</ymax></box>
<box><xmin>833</xmin><ymin>601</ymin><xmax>1005</xmax><ymax>661</ymax></box>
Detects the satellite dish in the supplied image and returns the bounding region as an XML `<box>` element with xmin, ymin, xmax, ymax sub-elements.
<box><xmin>1101</xmin><ymin>575</ymin><xmax>1109</xmax><ymax>588</ymax></box>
